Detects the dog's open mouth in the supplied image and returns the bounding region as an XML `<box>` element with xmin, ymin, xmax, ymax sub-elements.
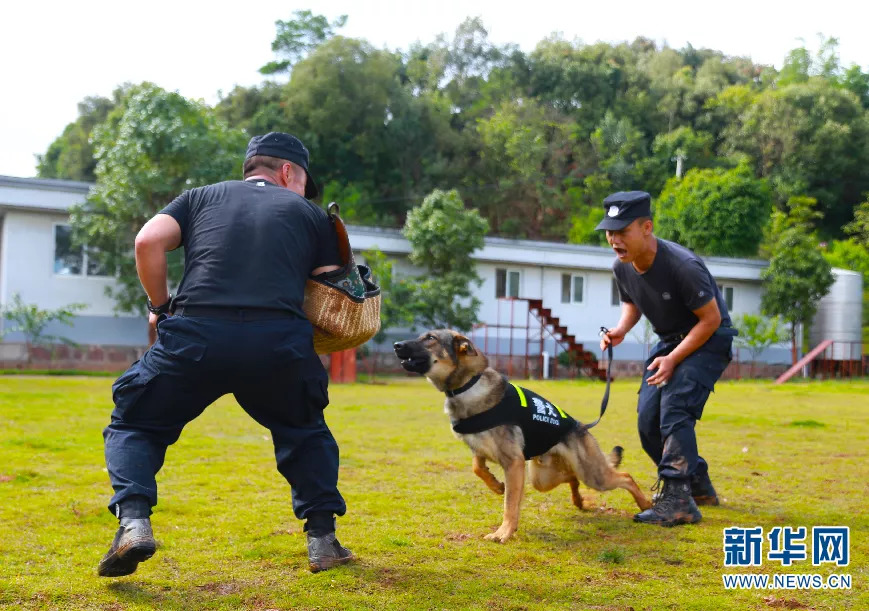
<box><xmin>398</xmin><ymin>356</ymin><xmax>430</xmax><ymax>373</ymax></box>
<box><xmin>394</xmin><ymin>343</ymin><xmax>431</xmax><ymax>374</ymax></box>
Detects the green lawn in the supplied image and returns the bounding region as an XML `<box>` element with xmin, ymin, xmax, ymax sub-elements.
<box><xmin>1</xmin><ymin>376</ymin><xmax>867</xmax><ymax>610</ymax></box>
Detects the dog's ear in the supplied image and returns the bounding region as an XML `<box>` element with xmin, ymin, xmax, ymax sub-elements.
<box><xmin>454</xmin><ymin>335</ymin><xmax>478</xmax><ymax>357</ymax></box>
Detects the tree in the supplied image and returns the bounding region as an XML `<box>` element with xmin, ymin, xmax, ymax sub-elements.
<box><xmin>724</xmin><ymin>79</ymin><xmax>869</xmax><ymax>237</ymax></box>
<box><xmin>402</xmin><ymin>189</ymin><xmax>489</xmax><ymax>330</ymax></box>
<box><xmin>69</xmin><ymin>83</ymin><xmax>248</xmax><ymax>313</ymax></box>
<box><xmin>476</xmin><ymin>99</ymin><xmax>574</xmax><ymax>238</ymax></box>
<box><xmin>279</xmin><ymin>36</ymin><xmax>421</xmax><ymax>224</ymax></box>
<box><xmin>761</xmin><ymin>224</ymin><xmax>834</xmax><ymax>365</ymax></box>
<box><xmin>2</xmin><ymin>294</ymin><xmax>86</xmax><ymax>365</ymax></box>
<box><xmin>36</xmin><ymin>93</ymin><xmax>118</xmax><ymax>182</ymax></box>
<box><xmin>259</xmin><ymin>10</ymin><xmax>347</xmax><ymax>75</ymax></box>
<box><xmin>734</xmin><ymin>314</ymin><xmax>786</xmax><ymax>378</ymax></box>
<box><xmin>360</xmin><ymin>249</ymin><xmax>413</xmax><ymax>381</ymax></box>
<box><xmin>655</xmin><ymin>162</ymin><xmax>772</xmax><ymax>257</ymax></box>
<box><xmin>845</xmin><ymin>199</ymin><xmax>869</xmax><ymax>246</ymax></box>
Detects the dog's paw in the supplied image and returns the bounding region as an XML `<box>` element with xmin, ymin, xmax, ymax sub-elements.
<box><xmin>493</xmin><ymin>481</ymin><xmax>505</xmax><ymax>495</ymax></box>
<box><xmin>484</xmin><ymin>527</ymin><xmax>516</xmax><ymax>543</ymax></box>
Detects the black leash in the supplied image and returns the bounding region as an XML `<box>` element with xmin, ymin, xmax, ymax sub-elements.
<box><xmin>580</xmin><ymin>326</ymin><xmax>614</xmax><ymax>431</ymax></box>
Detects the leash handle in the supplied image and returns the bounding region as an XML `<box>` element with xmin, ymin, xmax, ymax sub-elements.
<box><xmin>582</xmin><ymin>327</ymin><xmax>613</xmax><ymax>431</ymax></box>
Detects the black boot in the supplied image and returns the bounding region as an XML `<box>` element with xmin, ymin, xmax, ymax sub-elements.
<box><xmin>690</xmin><ymin>471</ymin><xmax>720</xmax><ymax>506</ymax></box>
<box><xmin>97</xmin><ymin>517</ymin><xmax>157</xmax><ymax>577</ymax></box>
<box><xmin>634</xmin><ymin>478</ymin><xmax>702</xmax><ymax>527</ymax></box>
<box><xmin>307</xmin><ymin>532</ymin><xmax>354</xmax><ymax>573</ymax></box>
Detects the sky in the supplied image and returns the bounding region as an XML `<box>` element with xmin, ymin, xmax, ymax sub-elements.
<box><xmin>1</xmin><ymin>0</ymin><xmax>867</xmax><ymax>179</ymax></box>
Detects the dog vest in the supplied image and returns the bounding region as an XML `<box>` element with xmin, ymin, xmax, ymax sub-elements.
<box><xmin>451</xmin><ymin>378</ymin><xmax>578</xmax><ymax>459</ymax></box>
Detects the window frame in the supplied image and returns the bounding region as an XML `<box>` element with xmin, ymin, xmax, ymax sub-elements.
<box><xmin>611</xmin><ymin>277</ymin><xmax>621</xmax><ymax>306</ymax></box>
<box><xmin>53</xmin><ymin>222</ymin><xmax>110</xmax><ymax>278</ymax></box>
<box><xmin>561</xmin><ymin>273</ymin><xmax>586</xmax><ymax>304</ymax></box>
<box><xmin>718</xmin><ymin>284</ymin><xmax>735</xmax><ymax>312</ymax></box>
<box><xmin>495</xmin><ymin>267</ymin><xmax>522</xmax><ymax>298</ymax></box>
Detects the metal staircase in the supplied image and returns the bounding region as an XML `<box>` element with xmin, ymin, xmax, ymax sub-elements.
<box><xmin>522</xmin><ymin>298</ymin><xmax>609</xmax><ymax>381</ymax></box>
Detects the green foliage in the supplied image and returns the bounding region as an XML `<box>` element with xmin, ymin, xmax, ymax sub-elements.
<box><xmin>401</xmin><ymin>189</ymin><xmax>489</xmax><ymax>330</ymax></box>
<box><xmin>844</xmin><ymin>199</ymin><xmax>869</xmax><ymax>246</ymax></box>
<box><xmin>2</xmin><ymin>294</ymin><xmax>87</xmax><ymax>363</ymax></box>
<box><xmin>476</xmin><ymin>99</ymin><xmax>573</xmax><ymax>237</ymax></box>
<box><xmin>761</xmin><ymin>228</ymin><xmax>834</xmax><ymax>362</ymax></box>
<box><xmin>655</xmin><ymin>162</ymin><xmax>771</xmax><ymax>256</ymax></box>
<box><xmin>259</xmin><ymin>10</ymin><xmax>347</xmax><ymax>75</ymax></box>
<box><xmin>36</xmin><ymin>94</ymin><xmax>119</xmax><ymax>182</ymax></box>
<box><xmin>40</xmin><ymin>24</ymin><xmax>869</xmax><ymax>250</ymax></box>
<box><xmin>68</xmin><ymin>83</ymin><xmax>248</xmax><ymax>313</ymax></box>
<box><xmin>215</xmin><ymin>83</ymin><xmax>285</xmax><ymax>135</ymax></box>
<box><xmin>362</xmin><ymin>248</ymin><xmax>413</xmax><ymax>345</ymax></box>
<box><xmin>724</xmin><ymin>78</ymin><xmax>869</xmax><ymax>237</ymax></box>
<box><xmin>734</xmin><ymin>314</ymin><xmax>786</xmax><ymax>376</ymax></box>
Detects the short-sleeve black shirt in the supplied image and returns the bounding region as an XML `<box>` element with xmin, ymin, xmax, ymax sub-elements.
<box><xmin>613</xmin><ymin>238</ymin><xmax>732</xmax><ymax>338</ymax></box>
<box><xmin>159</xmin><ymin>179</ymin><xmax>340</xmax><ymax>318</ymax></box>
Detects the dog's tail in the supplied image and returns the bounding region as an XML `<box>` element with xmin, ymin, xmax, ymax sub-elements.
<box><xmin>608</xmin><ymin>445</ymin><xmax>624</xmax><ymax>468</ymax></box>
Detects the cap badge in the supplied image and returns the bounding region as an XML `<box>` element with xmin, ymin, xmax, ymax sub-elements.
<box><xmin>608</xmin><ymin>205</ymin><xmax>620</xmax><ymax>217</ymax></box>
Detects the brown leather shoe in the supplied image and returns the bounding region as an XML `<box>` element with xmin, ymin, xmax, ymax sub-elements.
<box><xmin>690</xmin><ymin>472</ymin><xmax>720</xmax><ymax>506</ymax></box>
<box><xmin>307</xmin><ymin>532</ymin><xmax>354</xmax><ymax>573</ymax></box>
<box><xmin>98</xmin><ymin>518</ymin><xmax>157</xmax><ymax>577</ymax></box>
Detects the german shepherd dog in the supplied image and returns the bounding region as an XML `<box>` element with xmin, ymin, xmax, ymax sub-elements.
<box><xmin>394</xmin><ymin>329</ymin><xmax>652</xmax><ymax>542</ymax></box>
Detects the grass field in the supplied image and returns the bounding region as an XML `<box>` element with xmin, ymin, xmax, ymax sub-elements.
<box><xmin>1</xmin><ymin>375</ymin><xmax>867</xmax><ymax>610</ymax></box>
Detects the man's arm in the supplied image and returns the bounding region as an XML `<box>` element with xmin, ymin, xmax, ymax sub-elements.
<box><xmin>600</xmin><ymin>301</ymin><xmax>642</xmax><ymax>350</ymax></box>
<box><xmin>311</xmin><ymin>264</ymin><xmax>341</xmax><ymax>276</ymax></box>
<box><xmin>135</xmin><ymin>214</ymin><xmax>182</xmax><ymax>308</ymax></box>
<box><xmin>645</xmin><ymin>298</ymin><xmax>721</xmax><ymax>386</ymax></box>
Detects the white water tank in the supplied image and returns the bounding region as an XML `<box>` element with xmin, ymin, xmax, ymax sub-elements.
<box><xmin>809</xmin><ymin>268</ymin><xmax>863</xmax><ymax>360</ymax></box>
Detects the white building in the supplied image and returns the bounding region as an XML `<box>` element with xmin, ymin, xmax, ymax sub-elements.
<box><xmin>0</xmin><ymin>175</ymin><xmax>792</xmax><ymax>367</ymax></box>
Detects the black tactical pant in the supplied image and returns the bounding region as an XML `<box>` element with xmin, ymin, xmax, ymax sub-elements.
<box><xmin>637</xmin><ymin>335</ymin><xmax>733</xmax><ymax>480</ymax></box>
<box><xmin>104</xmin><ymin>313</ymin><xmax>346</xmax><ymax>521</ymax></box>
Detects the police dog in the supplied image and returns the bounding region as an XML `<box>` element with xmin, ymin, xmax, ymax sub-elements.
<box><xmin>394</xmin><ymin>329</ymin><xmax>651</xmax><ymax>542</ymax></box>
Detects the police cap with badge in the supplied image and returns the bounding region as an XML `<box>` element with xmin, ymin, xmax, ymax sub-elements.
<box><xmin>595</xmin><ymin>191</ymin><xmax>652</xmax><ymax>231</ymax></box>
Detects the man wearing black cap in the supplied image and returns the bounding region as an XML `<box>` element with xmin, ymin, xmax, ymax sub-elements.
<box><xmin>98</xmin><ymin>132</ymin><xmax>354</xmax><ymax>576</ymax></box>
<box><xmin>597</xmin><ymin>191</ymin><xmax>736</xmax><ymax>527</ymax></box>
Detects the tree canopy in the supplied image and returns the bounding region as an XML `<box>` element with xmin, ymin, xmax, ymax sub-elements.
<box><xmin>68</xmin><ymin>83</ymin><xmax>247</xmax><ymax>313</ymax></box>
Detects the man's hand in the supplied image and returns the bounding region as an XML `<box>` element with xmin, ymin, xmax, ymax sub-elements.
<box><xmin>600</xmin><ymin>327</ymin><xmax>626</xmax><ymax>351</ymax></box>
<box><xmin>147</xmin><ymin>312</ymin><xmax>161</xmax><ymax>346</ymax></box>
<box><xmin>646</xmin><ymin>354</ymin><xmax>676</xmax><ymax>386</ymax></box>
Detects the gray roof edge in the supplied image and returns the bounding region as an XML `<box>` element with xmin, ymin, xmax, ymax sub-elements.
<box><xmin>347</xmin><ymin>224</ymin><xmax>768</xmax><ymax>267</ymax></box>
<box><xmin>0</xmin><ymin>175</ymin><xmax>93</xmax><ymax>193</ymax></box>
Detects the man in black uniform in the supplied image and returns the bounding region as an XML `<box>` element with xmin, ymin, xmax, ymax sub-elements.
<box><xmin>597</xmin><ymin>191</ymin><xmax>736</xmax><ymax>527</ymax></box>
<box><xmin>98</xmin><ymin>132</ymin><xmax>354</xmax><ymax>576</ymax></box>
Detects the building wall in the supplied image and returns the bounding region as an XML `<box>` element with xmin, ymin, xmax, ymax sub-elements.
<box><xmin>0</xmin><ymin>177</ymin><xmax>799</xmax><ymax>365</ymax></box>
<box><xmin>0</xmin><ymin>196</ymin><xmax>145</xmax><ymax>347</ymax></box>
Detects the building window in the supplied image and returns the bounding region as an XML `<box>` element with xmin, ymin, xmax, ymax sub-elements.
<box><xmin>611</xmin><ymin>278</ymin><xmax>621</xmax><ymax>306</ymax></box>
<box><xmin>718</xmin><ymin>284</ymin><xmax>735</xmax><ymax>311</ymax></box>
<box><xmin>561</xmin><ymin>274</ymin><xmax>584</xmax><ymax>303</ymax></box>
<box><xmin>54</xmin><ymin>224</ymin><xmax>109</xmax><ymax>277</ymax></box>
<box><xmin>495</xmin><ymin>268</ymin><xmax>521</xmax><ymax>298</ymax></box>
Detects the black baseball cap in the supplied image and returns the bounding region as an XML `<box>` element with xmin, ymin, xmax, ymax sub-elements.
<box><xmin>245</xmin><ymin>132</ymin><xmax>319</xmax><ymax>199</ymax></box>
<box><xmin>595</xmin><ymin>191</ymin><xmax>652</xmax><ymax>231</ymax></box>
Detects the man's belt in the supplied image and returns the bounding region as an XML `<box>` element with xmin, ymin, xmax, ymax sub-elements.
<box><xmin>660</xmin><ymin>326</ymin><xmax>738</xmax><ymax>344</ymax></box>
<box><xmin>174</xmin><ymin>306</ymin><xmax>297</xmax><ymax>321</ymax></box>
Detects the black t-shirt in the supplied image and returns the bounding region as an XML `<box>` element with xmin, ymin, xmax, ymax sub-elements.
<box><xmin>613</xmin><ymin>238</ymin><xmax>732</xmax><ymax>339</ymax></box>
<box><xmin>159</xmin><ymin>179</ymin><xmax>340</xmax><ymax>317</ymax></box>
